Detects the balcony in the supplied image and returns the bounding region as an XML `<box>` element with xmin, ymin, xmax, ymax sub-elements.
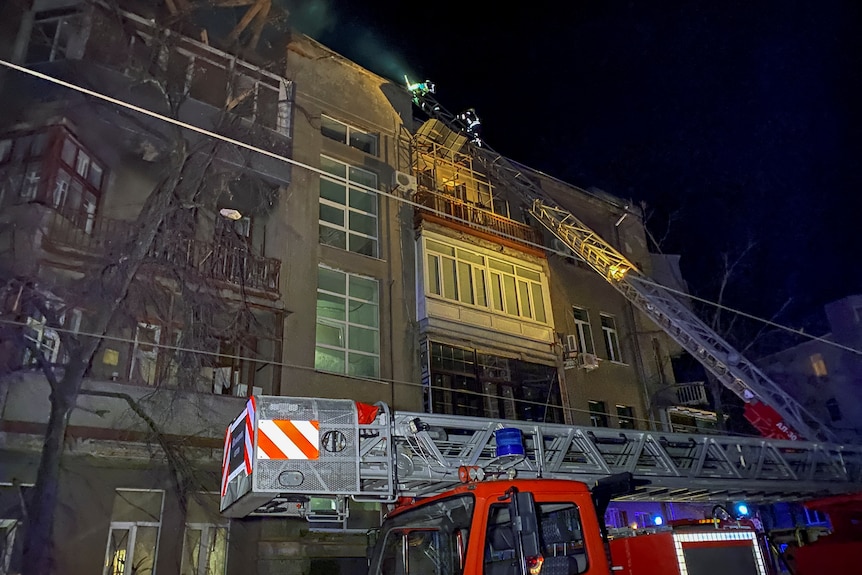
<box><xmin>44</xmin><ymin>209</ymin><xmax>281</xmax><ymax>293</ymax></box>
<box><xmin>413</xmin><ymin>189</ymin><xmax>543</xmax><ymax>251</ymax></box>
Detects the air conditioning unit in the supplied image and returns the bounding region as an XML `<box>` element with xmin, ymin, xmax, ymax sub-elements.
<box><xmin>579</xmin><ymin>353</ymin><xmax>600</xmax><ymax>371</ymax></box>
<box><xmin>392</xmin><ymin>171</ymin><xmax>417</xmax><ymax>194</ymax></box>
<box><xmin>564</xmin><ymin>334</ymin><xmax>579</xmax><ymax>354</ymax></box>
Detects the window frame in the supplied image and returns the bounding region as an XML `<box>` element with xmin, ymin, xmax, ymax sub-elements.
<box><xmin>319</xmin><ymin>155</ymin><xmax>380</xmax><ymax>257</ymax></box>
<box><xmin>181</xmin><ymin>493</ymin><xmax>229</xmax><ymax>575</ymax></box>
<box><xmin>588</xmin><ymin>400</ymin><xmax>608</xmax><ymax>428</ymax></box>
<box><xmin>616</xmin><ymin>405</ymin><xmax>635</xmax><ymax>429</ymax></box>
<box><xmin>321</xmin><ymin>114</ymin><xmax>379</xmax><ymax>156</ymax></box>
<box><xmin>103</xmin><ymin>489</ymin><xmax>164</xmax><ymax>575</ymax></box>
<box><xmin>424</xmin><ymin>237</ymin><xmax>550</xmax><ymax>324</ymax></box>
<box><xmin>315</xmin><ymin>266</ymin><xmax>380</xmax><ymax>378</ymax></box>
<box><xmin>600</xmin><ymin>313</ymin><xmax>623</xmax><ymax>363</ymax></box>
<box><xmin>571</xmin><ymin>307</ymin><xmax>595</xmax><ymax>354</ymax></box>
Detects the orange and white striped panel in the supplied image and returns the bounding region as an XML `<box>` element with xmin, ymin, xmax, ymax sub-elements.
<box><xmin>257</xmin><ymin>419</ymin><xmax>320</xmax><ymax>460</ymax></box>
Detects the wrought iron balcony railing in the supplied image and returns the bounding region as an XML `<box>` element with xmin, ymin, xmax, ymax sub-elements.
<box><xmin>44</xmin><ymin>209</ymin><xmax>280</xmax><ymax>292</ymax></box>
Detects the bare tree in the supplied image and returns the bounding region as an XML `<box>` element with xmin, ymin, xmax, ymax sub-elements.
<box><xmin>0</xmin><ymin>2</ymin><xmax>289</xmax><ymax>572</ymax></box>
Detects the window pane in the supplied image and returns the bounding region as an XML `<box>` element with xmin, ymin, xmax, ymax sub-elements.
<box><xmin>488</xmin><ymin>259</ymin><xmax>514</xmax><ymax>274</ymax></box>
<box><xmin>427</xmin><ymin>254</ymin><xmax>441</xmax><ymax>295</ymax></box>
<box><xmin>442</xmin><ymin>258</ymin><xmax>457</xmax><ymax>300</ymax></box>
<box><xmin>502</xmin><ymin>275</ymin><xmax>518</xmax><ymax>315</ymax></box>
<box><xmin>582</xmin><ymin>327</ymin><xmax>595</xmax><ymax>354</ymax></box>
<box><xmin>208</xmin><ymin>528</ymin><xmax>228</xmax><ymax>575</ymax></box>
<box><xmin>473</xmin><ymin>268</ymin><xmax>487</xmax><ymax>307</ymax></box>
<box><xmin>320</xmin><ymin>156</ymin><xmax>344</xmax><ymax>177</ymax></box>
<box><xmin>320</xmin><ymin>179</ymin><xmax>345</xmax><ymax>203</ymax></box>
<box><xmin>601</xmin><ymin>315</ymin><xmax>615</xmax><ymax>329</ymax></box>
<box><xmin>458</xmin><ymin>262</ymin><xmax>474</xmax><ymax>304</ymax></box>
<box><xmin>348</xmin><ymin>353</ymin><xmax>379</xmax><ymax>377</ymax></box>
<box><xmin>490</xmin><ymin>273</ymin><xmax>504</xmax><ymax>311</ymax></box>
<box><xmin>181</xmin><ymin>528</ymin><xmax>202</xmax><ymax>575</ymax></box>
<box><xmin>105</xmin><ymin>529</ymin><xmax>130</xmax><ymax>575</ymax></box>
<box><xmin>349</xmin><ymin>276</ymin><xmax>378</xmax><ymax>302</ymax></box>
<box><xmin>319</xmin><ymin>225</ymin><xmax>346</xmax><ymax>249</ymax></box>
<box><xmin>349</xmin><ymin>234</ymin><xmax>376</xmax><ymax>257</ymax></box>
<box><xmin>321</xmin><ymin>116</ymin><xmax>347</xmax><ymax>144</ymax></box>
<box><xmin>349</xmin><ymin>188</ymin><xmax>377</xmax><ymax>214</ymax></box>
<box><xmin>349</xmin><ymin>130</ymin><xmax>378</xmax><ymax>155</ymax></box>
<box><xmin>516</xmin><ymin>267</ymin><xmax>541</xmax><ymax>281</ymax></box>
<box><xmin>318</xmin><ymin>267</ymin><xmax>345</xmax><ymax>294</ymax></box>
<box><xmin>426</xmin><ymin>239</ymin><xmax>455</xmax><ymax>256</ymax></box>
<box><xmin>349</xmin><ymin>211</ymin><xmax>376</xmax><ymax>236</ymax></box>
<box><xmin>349</xmin><ymin>326</ymin><xmax>379</xmax><ymax>354</ymax></box>
<box><xmin>348</xmin><ymin>166</ymin><xmax>377</xmax><ymax>188</ymax></box>
<box><xmin>88</xmin><ymin>163</ymin><xmax>103</xmax><ymax>189</ymax></box>
<box><xmin>573</xmin><ymin>307</ymin><xmax>589</xmax><ymax>322</ymax></box>
<box><xmin>61</xmin><ymin>139</ymin><xmax>76</xmax><ymax>165</ymax></box>
<box><xmin>316</xmin><ymin>322</ymin><xmax>344</xmax><ymax>347</ymax></box>
<box><xmin>132</xmin><ymin>526</ymin><xmax>159</xmax><ymax>574</ymax></box>
<box><xmin>111</xmin><ymin>491</ymin><xmax>163</xmax><ymax>522</ymax></box>
<box><xmin>315</xmin><ymin>346</ymin><xmax>345</xmax><ymax>373</ymax></box>
<box><xmin>531</xmin><ymin>283</ymin><xmax>546</xmax><ymax>323</ymax></box>
<box><xmin>517</xmin><ymin>280</ymin><xmax>532</xmax><ymax>318</ymax></box>
<box><xmin>316</xmin><ymin>293</ymin><xmax>345</xmax><ymax>320</ymax></box>
<box><xmin>319</xmin><ymin>203</ymin><xmax>344</xmax><ymax>225</ymax></box>
<box><xmin>348</xmin><ymin>301</ymin><xmax>379</xmax><ymax>328</ymax></box>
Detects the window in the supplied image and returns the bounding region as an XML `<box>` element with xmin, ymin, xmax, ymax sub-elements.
<box><xmin>26</xmin><ymin>8</ymin><xmax>85</xmax><ymax>64</ymax></box>
<box><xmin>604</xmin><ymin>508</ymin><xmax>627</xmax><ymax>529</ymax></box>
<box><xmin>373</xmin><ymin>495</ymin><xmax>473</xmax><ymax>575</ymax></box>
<box><xmin>22</xmin><ymin>315</ymin><xmax>60</xmax><ymax>366</ymax></box>
<box><xmin>0</xmin><ymin>140</ymin><xmax>11</xmax><ymax>163</ymax></box>
<box><xmin>21</xmin><ymin>165</ymin><xmax>41</xmax><ymax>200</ymax></box>
<box><xmin>588</xmin><ymin>400</ymin><xmax>608</xmax><ymax>428</ymax></box>
<box><xmin>616</xmin><ymin>405</ymin><xmax>635</xmax><ymax>429</ymax></box>
<box><xmin>130</xmin><ymin>323</ymin><xmax>161</xmax><ymax>385</ymax></box>
<box><xmin>319</xmin><ymin>156</ymin><xmax>379</xmax><ymax>257</ymax></box>
<box><xmin>633</xmin><ymin>512</ymin><xmax>652</xmax><ymax>530</ymax></box>
<box><xmin>571</xmin><ymin>307</ymin><xmax>595</xmax><ymax>354</ymax></box>
<box><xmin>485</xmin><ymin>501</ymin><xmax>588</xmax><ymax>575</ymax></box>
<box><xmin>181</xmin><ymin>493</ymin><xmax>228</xmax><ymax>575</ymax></box>
<box><xmin>600</xmin><ymin>314</ymin><xmax>622</xmax><ymax>362</ymax></box>
<box><xmin>809</xmin><ymin>353</ymin><xmax>827</xmax><ymax>377</ymax></box>
<box><xmin>315</xmin><ymin>266</ymin><xmax>380</xmax><ymax>378</ymax></box>
<box><xmin>321</xmin><ymin>115</ymin><xmax>379</xmax><ymax>155</ymax></box>
<box><xmin>103</xmin><ymin>490</ymin><xmax>164</xmax><ymax>575</ymax></box>
<box><xmin>425</xmin><ymin>237</ymin><xmax>548</xmax><ymax>323</ymax></box>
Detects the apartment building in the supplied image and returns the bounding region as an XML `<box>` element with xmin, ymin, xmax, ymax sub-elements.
<box><xmin>0</xmin><ymin>2</ymin><xmax>690</xmax><ymax>573</ymax></box>
<box><xmin>757</xmin><ymin>295</ymin><xmax>862</xmax><ymax>443</ymax></box>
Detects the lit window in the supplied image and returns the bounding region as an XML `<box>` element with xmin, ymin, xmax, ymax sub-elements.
<box><xmin>321</xmin><ymin>115</ymin><xmax>379</xmax><ymax>155</ymax></box>
<box><xmin>572</xmin><ymin>307</ymin><xmax>595</xmax><ymax>354</ymax></box>
<box><xmin>616</xmin><ymin>405</ymin><xmax>635</xmax><ymax>429</ymax></box>
<box><xmin>601</xmin><ymin>314</ymin><xmax>623</xmax><ymax>363</ymax></box>
<box><xmin>315</xmin><ymin>266</ymin><xmax>379</xmax><ymax>378</ymax></box>
<box><xmin>181</xmin><ymin>493</ymin><xmax>229</xmax><ymax>575</ymax></box>
<box><xmin>104</xmin><ymin>490</ymin><xmax>164</xmax><ymax>575</ymax></box>
<box><xmin>319</xmin><ymin>156</ymin><xmax>379</xmax><ymax>257</ymax></box>
<box><xmin>424</xmin><ymin>237</ymin><xmax>548</xmax><ymax>323</ymax></box>
<box><xmin>809</xmin><ymin>353</ymin><xmax>827</xmax><ymax>377</ymax></box>
<box><xmin>588</xmin><ymin>400</ymin><xmax>608</xmax><ymax>427</ymax></box>
<box><xmin>22</xmin><ymin>315</ymin><xmax>60</xmax><ymax>366</ymax></box>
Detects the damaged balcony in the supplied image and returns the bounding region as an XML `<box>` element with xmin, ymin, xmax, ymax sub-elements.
<box><xmin>43</xmin><ymin>209</ymin><xmax>281</xmax><ymax>294</ymax></box>
<box><xmin>413</xmin><ymin>189</ymin><xmax>543</xmax><ymax>251</ymax></box>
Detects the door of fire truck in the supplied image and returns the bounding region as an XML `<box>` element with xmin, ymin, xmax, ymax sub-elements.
<box><xmin>366</xmin><ymin>478</ymin><xmax>623</xmax><ymax>575</ymax></box>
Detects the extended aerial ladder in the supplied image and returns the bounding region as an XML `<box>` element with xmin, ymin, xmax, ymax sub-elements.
<box><xmin>220</xmin><ymin>396</ymin><xmax>862</xmax><ymax>520</ymax></box>
<box><xmin>404</xmin><ymin>80</ymin><xmax>836</xmax><ymax>444</ymax></box>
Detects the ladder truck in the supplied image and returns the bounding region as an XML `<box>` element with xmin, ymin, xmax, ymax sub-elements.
<box><xmin>220</xmin><ymin>396</ymin><xmax>862</xmax><ymax>575</ymax></box>
<box><xmin>403</xmin><ymin>79</ymin><xmax>835</xmax><ymax>445</ymax></box>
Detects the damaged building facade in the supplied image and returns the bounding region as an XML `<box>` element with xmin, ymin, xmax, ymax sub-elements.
<box><xmin>0</xmin><ymin>1</ymin><xmax>696</xmax><ymax>573</ymax></box>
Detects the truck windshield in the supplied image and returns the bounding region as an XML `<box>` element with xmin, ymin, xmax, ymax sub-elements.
<box><xmin>485</xmin><ymin>501</ymin><xmax>587</xmax><ymax>575</ymax></box>
<box><xmin>371</xmin><ymin>494</ymin><xmax>475</xmax><ymax>575</ymax></box>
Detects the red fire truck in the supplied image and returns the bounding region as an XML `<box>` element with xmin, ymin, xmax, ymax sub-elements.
<box><xmin>220</xmin><ymin>396</ymin><xmax>862</xmax><ymax>575</ymax></box>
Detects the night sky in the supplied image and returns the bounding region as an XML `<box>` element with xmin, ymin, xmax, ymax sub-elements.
<box><xmin>283</xmin><ymin>1</ymin><xmax>862</xmax><ymax>343</ymax></box>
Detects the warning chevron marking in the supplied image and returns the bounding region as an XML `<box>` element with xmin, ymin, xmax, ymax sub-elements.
<box><xmin>257</xmin><ymin>419</ymin><xmax>320</xmax><ymax>460</ymax></box>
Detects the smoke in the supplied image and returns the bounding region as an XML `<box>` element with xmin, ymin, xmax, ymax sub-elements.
<box><xmin>278</xmin><ymin>0</ymin><xmax>418</xmax><ymax>84</ymax></box>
